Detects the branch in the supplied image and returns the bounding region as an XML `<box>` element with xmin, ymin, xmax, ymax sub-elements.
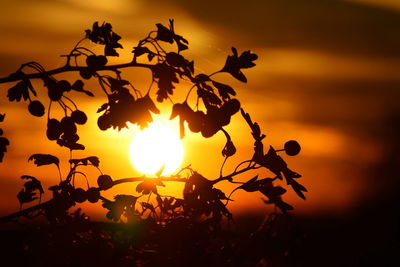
<box><xmin>213</xmin><ymin>163</ymin><xmax>261</xmax><ymax>184</ymax></box>
<box><xmin>0</xmin><ymin>176</ymin><xmax>188</xmax><ymax>223</ymax></box>
<box><xmin>0</xmin><ymin>62</ymin><xmax>155</xmax><ymax>84</ymax></box>
<box><xmin>112</xmin><ymin>176</ymin><xmax>189</xmax><ymax>186</ymax></box>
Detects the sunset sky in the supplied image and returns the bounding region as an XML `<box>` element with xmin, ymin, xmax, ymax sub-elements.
<box><xmin>0</xmin><ymin>0</ymin><xmax>399</xmax><ymax>220</ymax></box>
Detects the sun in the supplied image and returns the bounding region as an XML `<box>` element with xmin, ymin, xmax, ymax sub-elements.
<box><xmin>129</xmin><ymin>118</ymin><xmax>184</xmax><ymax>176</ymax></box>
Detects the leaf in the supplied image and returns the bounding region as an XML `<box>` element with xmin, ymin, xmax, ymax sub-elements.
<box><xmin>7</xmin><ymin>79</ymin><xmax>35</xmax><ymax>102</ymax></box>
<box><xmin>153</xmin><ymin>63</ymin><xmax>179</xmax><ymax>102</ymax></box>
<box><xmin>140</xmin><ymin>202</ymin><xmax>155</xmax><ymax>213</ymax></box>
<box><xmin>0</xmin><ymin>114</ymin><xmax>5</xmax><ymax>122</ymax></box>
<box><xmin>71</xmin><ymin>80</ymin><xmax>94</xmax><ymax>97</ymax></box>
<box><xmin>136</xmin><ymin>181</ymin><xmax>158</xmax><ymax>195</ymax></box>
<box><xmin>220</xmin><ymin>47</ymin><xmax>258</xmax><ymax>83</ymax></box>
<box><xmin>21</xmin><ymin>175</ymin><xmax>44</xmax><ymax>194</ymax></box>
<box><xmin>212</xmin><ymin>81</ymin><xmax>236</xmax><ymax>100</ymax></box>
<box><xmin>155</xmin><ymin>19</ymin><xmax>189</xmax><ymax>52</ymax></box>
<box><xmin>132</xmin><ymin>46</ymin><xmax>152</xmax><ymax>57</ymax></box>
<box><xmin>238</xmin><ymin>175</ymin><xmax>259</xmax><ymax>192</ymax></box>
<box><xmin>28</xmin><ymin>154</ymin><xmax>59</xmax><ymax>168</ymax></box>
<box><xmin>17</xmin><ymin>189</ymin><xmax>37</xmax><ymax>204</ymax></box>
<box><xmin>17</xmin><ymin>175</ymin><xmax>44</xmax><ymax>205</ymax></box>
<box><xmin>85</xmin><ymin>22</ymin><xmax>123</xmax><ymax>56</ymax></box>
<box><xmin>0</xmin><ymin>137</ymin><xmax>10</xmax><ymax>162</ymax></box>
<box><xmin>69</xmin><ymin>156</ymin><xmax>100</xmax><ymax>167</ymax></box>
<box><xmin>194</xmin><ymin>74</ymin><xmax>210</xmax><ymax>83</ymax></box>
<box><xmin>102</xmin><ymin>194</ymin><xmax>138</xmax><ymax>222</ymax></box>
<box><xmin>287</xmin><ymin>178</ymin><xmax>307</xmax><ymax>200</ymax></box>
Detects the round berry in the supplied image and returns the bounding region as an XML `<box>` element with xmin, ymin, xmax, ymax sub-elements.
<box><xmin>86</xmin><ymin>55</ymin><xmax>97</xmax><ymax>68</ymax></box>
<box><xmin>28</xmin><ymin>100</ymin><xmax>45</xmax><ymax>117</ymax></box>
<box><xmin>97</xmin><ymin>114</ymin><xmax>111</xmax><ymax>131</ymax></box>
<box><xmin>46</xmin><ymin>118</ymin><xmax>62</xmax><ymax>140</ymax></box>
<box><xmin>72</xmin><ymin>188</ymin><xmax>87</xmax><ymax>203</ymax></box>
<box><xmin>87</xmin><ymin>187</ymin><xmax>100</xmax><ymax>203</ymax></box>
<box><xmin>79</xmin><ymin>69</ymin><xmax>92</xmax><ymax>80</ymax></box>
<box><xmin>60</xmin><ymin>116</ymin><xmax>77</xmax><ymax>135</ymax></box>
<box><xmin>57</xmin><ymin>80</ymin><xmax>71</xmax><ymax>92</ymax></box>
<box><xmin>71</xmin><ymin>110</ymin><xmax>87</xmax><ymax>125</ymax></box>
<box><xmin>97</xmin><ymin>175</ymin><xmax>113</xmax><ymax>190</ymax></box>
<box><xmin>95</xmin><ymin>55</ymin><xmax>108</xmax><ymax>67</ymax></box>
<box><xmin>284</xmin><ymin>140</ymin><xmax>301</xmax><ymax>156</ymax></box>
<box><xmin>48</xmin><ymin>86</ymin><xmax>63</xmax><ymax>101</ymax></box>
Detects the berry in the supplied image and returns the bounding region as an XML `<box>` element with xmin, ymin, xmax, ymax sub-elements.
<box><xmin>97</xmin><ymin>175</ymin><xmax>113</xmax><ymax>190</ymax></box>
<box><xmin>86</xmin><ymin>55</ymin><xmax>97</xmax><ymax>68</ymax></box>
<box><xmin>60</xmin><ymin>117</ymin><xmax>77</xmax><ymax>136</ymax></box>
<box><xmin>57</xmin><ymin>80</ymin><xmax>71</xmax><ymax>92</ymax></box>
<box><xmin>96</xmin><ymin>55</ymin><xmax>107</xmax><ymax>67</ymax></box>
<box><xmin>46</xmin><ymin>118</ymin><xmax>62</xmax><ymax>140</ymax></box>
<box><xmin>79</xmin><ymin>69</ymin><xmax>92</xmax><ymax>80</ymax></box>
<box><xmin>48</xmin><ymin>86</ymin><xmax>63</xmax><ymax>101</ymax></box>
<box><xmin>71</xmin><ymin>110</ymin><xmax>87</xmax><ymax>125</ymax></box>
<box><xmin>87</xmin><ymin>187</ymin><xmax>100</xmax><ymax>203</ymax></box>
<box><xmin>284</xmin><ymin>140</ymin><xmax>301</xmax><ymax>156</ymax></box>
<box><xmin>97</xmin><ymin>114</ymin><xmax>111</xmax><ymax>131</ymax></box>
<box><xmin>28</xmin><ymin>100</ymin><xmax>45</xmax><ymax>117</ymax></box>
<box><xmin>72</xmin><ymin>188</ymin><xmax>87</xmax><ymax>203</ymax></box>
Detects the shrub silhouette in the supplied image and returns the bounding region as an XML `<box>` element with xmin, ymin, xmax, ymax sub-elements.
<box><xmin>0</xmin><ymin>20</ymin><xmax>306</xmax><ymax>266</ymax></box>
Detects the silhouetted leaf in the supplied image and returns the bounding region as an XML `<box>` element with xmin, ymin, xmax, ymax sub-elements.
<box><xmin>153</xmin><ymin>63</ymin><xmax>179</xmax><ymax>102</ymax></box>
<box><xmin>0</xmin><ymin>137</ymin><xmax>10</xmax><ymax>162</ymax></box>
<box><xmin>17</xmin><ymin>175</ymin><xmax>44</xmax><ymax>205</ymax></box>
<box><xmin>212</xmin><ymin>81</ymin><xmax>236</xmax><ymax>100</ymax></box>
<box><xmin>21</xmin><ymin>175</ymin><xmax>44</xmax><ymax>194</ymax></box>
<box><xmin>134</xmin><ymin>95</ymin><xmax>160</xmax><ymax>129</ymax></box>
<box><xmin>69</xmin><ymin>156</ymin><xmax>100</xmax><ymax>167</ymax></box>
<box><xmin>0</xmin><ymin>114</ymin><xmax>5</xmax><ymax>122</ymax></box>
<box><xmin>85</xmin><ymin>22</ymin><xmax>123</xmax><ymax>56</ymax></box>
<box><xmin>28</xmin><ymin>154</ymin><xmax>59</xmax><ymax>168</ymax></box>
<box><xmin>17</xmin><ymin>189</ymin><xmax>37</xmax><ymax>204</ymax></box>
<box><xmin>170</xmin><ymin>102</ymin><xmax>194</xmax><ymax>138</ymax></box>
<box><xmin>71</xmin><ymin>80</ymin><xmax>94</xmax><ymax>96</ymax></box>
<box><xmin>102</xmin><ymin>194</ymin><xmax>138</xmax><ymax>222</ymax></box>
<box><xmin>132</xmin><ymin>46</ymin><xmax>152</xmax><ymax>57</ymax></box>
<box><xmin>238</xmin><ymin>175</ymin><xmax>259</xmax><ymax>192</ymax></box>
<box><xmin>220</xmin><ymin>47</ymin><xmax>258</xmax><ymax>82</ymax></box>
<box><xmin>136</xmin><ymin>180</ymin><xmax>164</xmax><ymax>195</ymax></box>
<box><xmin>7</xmin><ymin>79</ymin><xmax>36</xmax><ymax>102</ymax></box>
<box><xmin>140</xmin><ymin>202</ymin><xmax>155</xmax><ymax>213</ymax></box>
<box><xmin>194</xmin><ymin>74</ymin><xmax>210</xmax><ymax>83</ymax></box>
<box><xmin>286</xmin><ymin>178</ymin><xmax>307</xmax><ymax>200</ymax></box>
<box><xmin>155</xmin><ymin>19</ymin><xmax>188</xmax><ymax>52</ymax></box>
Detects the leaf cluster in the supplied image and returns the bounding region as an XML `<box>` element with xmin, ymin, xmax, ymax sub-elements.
<box><xmin>0</xmin><ymin>20</ymin><xmax>306</xmax><ymax>232</ymax></box>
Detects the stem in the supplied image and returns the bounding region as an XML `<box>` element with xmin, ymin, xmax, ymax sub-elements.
<box><xmin>112</xmin><ymin>176</ymin><xmax>188</xmax><ymax>187</ymax></box>
<box><xmin>0</xmin><ymin>63</ymin><xmax>156</xmax><ymax>84</ymax></box>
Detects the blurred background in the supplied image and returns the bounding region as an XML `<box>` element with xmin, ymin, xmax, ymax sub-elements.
<box><xmin>0</xmin><ymin>0</ymin><xmax>399</xmax><ymax>249</ymax></box>
<box><xmin>1</xmin><ymin>0</ymin><xmax>399</xmax><ymax>264</ymax></box>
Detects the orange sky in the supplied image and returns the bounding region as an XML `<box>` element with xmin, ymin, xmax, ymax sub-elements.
<box><xmin>0</xmin><ymin>0</ymin><xmax>399</xmax><ymax>220</ymax></box>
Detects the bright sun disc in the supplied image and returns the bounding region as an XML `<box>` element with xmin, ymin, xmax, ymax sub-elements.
<box><xmin>129</xmin><ymin>120</ymin><xmax>184</xmax><ymax>176</ymax></box>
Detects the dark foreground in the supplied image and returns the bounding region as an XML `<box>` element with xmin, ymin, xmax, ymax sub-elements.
<box><xmin>1</xmin><ymin>202</ymin><xmax>398</xmax><ymax>267</ymax></box>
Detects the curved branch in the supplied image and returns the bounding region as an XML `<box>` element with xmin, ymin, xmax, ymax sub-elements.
<box><xmin>0</xmin><ymin>62</ymin><xmax>155</xmax><ymax>84</ymax></box>
<box><xmin>0</xmin><ymin>176</ymin><xmax>188</xmax><ymax>223</ymax></box>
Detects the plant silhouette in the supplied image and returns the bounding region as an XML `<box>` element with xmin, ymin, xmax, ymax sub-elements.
<box><xmin>0</xmin><ymin>20</ymin><xmax>306</xmax><ymax>266</ymax></box>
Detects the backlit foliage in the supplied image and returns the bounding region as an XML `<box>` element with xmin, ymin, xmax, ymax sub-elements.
<box><xmin>0</xmin><ymin>21</ymin><xmax>306</xmax><ymax>264</ymax></box>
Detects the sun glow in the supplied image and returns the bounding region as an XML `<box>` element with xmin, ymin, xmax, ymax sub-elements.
<box><xmin>129</xmin><ymin>119</ymin><xmax>184</xmax><ymax>176</ymax></box>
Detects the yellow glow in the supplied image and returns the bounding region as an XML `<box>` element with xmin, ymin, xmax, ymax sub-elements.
<box><xmin>129</xmin><ymin>118</ymin><xmax>184</xmax><ymax>176</ymax></box>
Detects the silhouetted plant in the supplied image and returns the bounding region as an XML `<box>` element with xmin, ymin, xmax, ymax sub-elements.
<box><xmin>0</xmin><ymin>21</ymin><xmax>306</xmax><ymax>262</ymax></box>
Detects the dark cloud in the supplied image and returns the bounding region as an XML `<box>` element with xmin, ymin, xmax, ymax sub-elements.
<box><xmin>154</xmin><ymin>0</ymin><xmax>400</xmax><ymax>57</ymax></box>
